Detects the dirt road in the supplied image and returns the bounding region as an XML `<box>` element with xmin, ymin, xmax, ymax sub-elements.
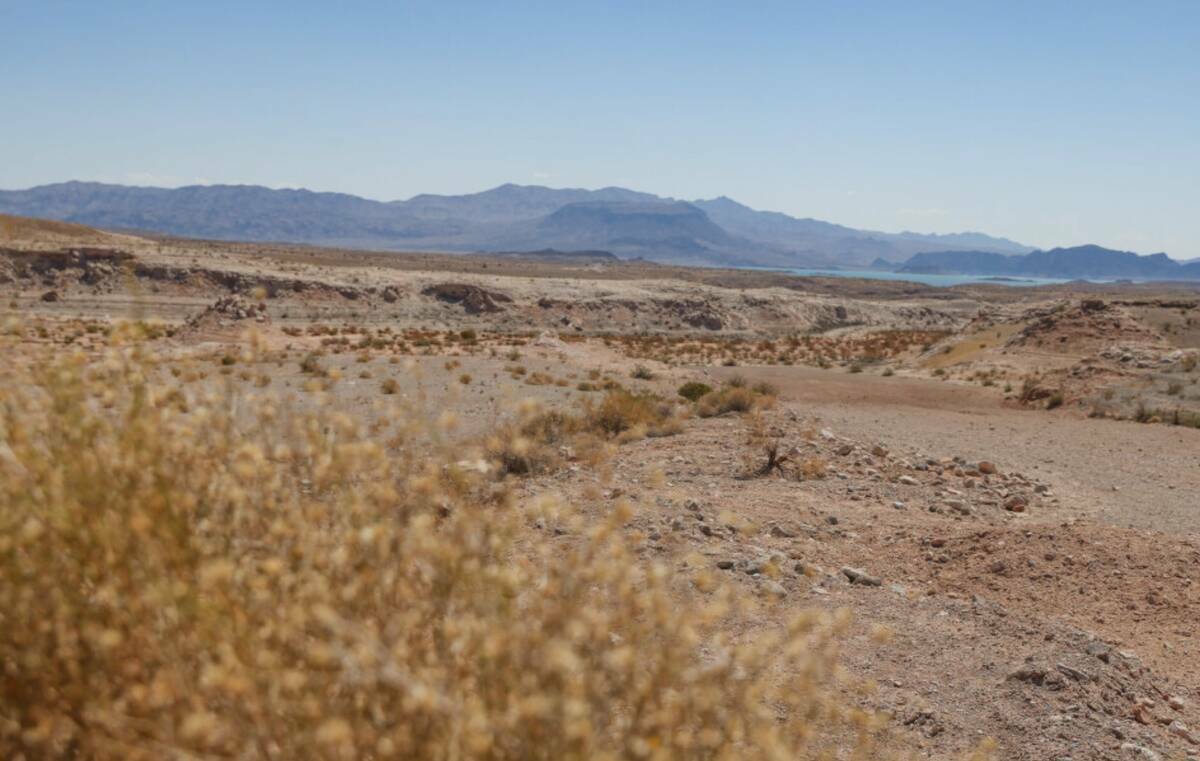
<box><xmin>705</xmin><ymin>365</ymin><xmax>1200</xmax><ymax>535</ymax></box>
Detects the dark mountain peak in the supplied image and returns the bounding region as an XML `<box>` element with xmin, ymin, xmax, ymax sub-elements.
<box><xmin>697</xmin><ymin>195</ymin><xmax>750</xmax><ymax>210</ymax></box>
<box><xmin>899</xmin><ymin>244</ymin><xmax>1196</xmax><ymax>281</ymax></box>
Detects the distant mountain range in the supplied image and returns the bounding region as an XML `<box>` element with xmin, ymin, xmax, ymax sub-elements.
<box><xmin>0</xmin><ymin>181</ymin><xmax>1032</xmax><ymax>268</ymax></box>
<box><xmin>896</xmin><ymin>245</ymin><xmax>1200</xmax><ymax>281</ymax></box>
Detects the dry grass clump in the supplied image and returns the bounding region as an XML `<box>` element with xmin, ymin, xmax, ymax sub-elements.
<box><xmin>487</xmin><ymin>406</ymin><xmax>593</xmax><ymax>475</ymax></box>
<box><xmin>487</xmin><ymin>387</ymin><xmax>682</xmax><ymax>476</ymax></box>
<box><xmin>584</xmin><ymin>388</ymin><xmax>682</xmax><ymax>439</ymax></box>
<box><xmin>799</xmin><ymin>456</ymin><xmax>829</xmax><ymax>480</ymax></box>
<box><xmin>0</xmin><ymin>328</ymin><xmax>904</xmax><ymax>761</ymax></box>
<box><xmin>696</xmin><ymin>381</ymin><xmax>776</xmax><ymax>418</ymax></box>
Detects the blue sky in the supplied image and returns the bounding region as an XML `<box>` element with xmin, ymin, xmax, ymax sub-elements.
<box><xmin>2</xmin><ymin>1</ymin><xmax>1198</xmax><ymax>257</ymax></box>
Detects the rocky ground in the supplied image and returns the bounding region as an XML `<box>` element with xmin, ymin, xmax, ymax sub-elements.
<box><xmin>4</xmin><ymin>215</ymin><xmax>1199</xmax><ymax>760</ymax></box>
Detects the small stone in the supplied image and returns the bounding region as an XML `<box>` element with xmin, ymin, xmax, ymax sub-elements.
<box><xmin>1004</xmin><ymin>495</ymin><xmax>1028</xmax><ymax>512</ymax></box>
<box><xmin>743</xmin><ymin>560</ymin><xmax>766</xmax><ymax>576</ymax></box>
<box><xmin>770</xmin><ymin>524</ymin><xmax>797</xmax><ymax>538</ymax></box>
<box><xmin>1169</xmin><ymin>696</ymin><xmax>1187</xmax><ymax>711</ymax></box>
<box><xmin>978</xmin><ymin>461</ymin><xmax>997</xmax><ymax>475</ymax></box>
<box><xmin>841</xmin><ymin>566</ymin><xmax>882</xmax><ymax>586</ymax></box>
<box><xmin>1120</xmin><ymin>743</ymin><xmax>1163</xmax><ymax>761</ymax></box>
<box><xmin>944</xmin><ymin>499</ymin><xmax>971</xmax><ymax>515</ymax></box>
<box><xmin>898</xmin><ymin>475</ymin><xmax>919</xmax><ymax>486</ymax></box>
<box><xmin>716</xmin><ymin>559</ymin><xmax>734</xmax><ymax>570</ymax></box>
<box><xmin>1086</xmin><ymin>640</ymin><xmax>1112</xmax><ymax>661</ymax></box>
<box><xmin>1056</xmin><ymin>663</ymin><xmax>1092</xmax><ymax>682</ymax></box>
<box><xmin>760</xmin><ymin>580</ymin><xmax>787</xmax><ymax>599</ymax></box>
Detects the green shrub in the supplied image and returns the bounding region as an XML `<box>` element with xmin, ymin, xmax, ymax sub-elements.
<box><xmin>677</xmin><ymin>381</ymin><xmax>713</xmax><ymax>402</ymax></box>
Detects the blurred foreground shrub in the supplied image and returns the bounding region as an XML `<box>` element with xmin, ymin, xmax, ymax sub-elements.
<box><xmin>0</xmin><ymin>326</ymin><xmax>895</xmax><ymax>760</ymax></box>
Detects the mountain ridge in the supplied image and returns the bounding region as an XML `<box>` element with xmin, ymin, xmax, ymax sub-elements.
<box><xmin>897</xmin><ymin>245</ymin><xmax>1200</xmax><ymax>281</ymax></box>
<box><xmin>0</xmin><ymin>180</ymin><xmax>1033</xmax><ymax>267</ymax></box>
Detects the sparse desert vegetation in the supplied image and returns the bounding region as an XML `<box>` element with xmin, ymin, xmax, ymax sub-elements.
<box><xmin>0</xmin><ymin>325</ymin><xmax>895</xmax><ymax>760</ymax></box>
<box><xmin>2</xmin><ymin>221</ymin><xmax>1199</xmax><ymax>761</ymax></box>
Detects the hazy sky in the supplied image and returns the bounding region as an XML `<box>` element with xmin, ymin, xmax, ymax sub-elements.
<box><xmin>3</xmin><ymin>1</ymin><xmax>1198</xmax><ymax>257</ymax></box>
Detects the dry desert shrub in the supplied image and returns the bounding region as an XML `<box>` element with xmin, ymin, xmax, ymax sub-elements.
<box><xmin>696</xmin><ymin>381</ymin><xmax>775</xmax><ymax>418</ymax></box>
<box><xmin>1</xmin><ymin>326</ymin><xmax>907</xmax><ymax>761</ymax></box>
<box><xmin>584</xmin><ymin>388</ymin><xmax>681</xmax><ymax>439</ymax></box>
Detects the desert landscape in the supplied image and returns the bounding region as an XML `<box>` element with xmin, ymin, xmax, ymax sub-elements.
<box><xmin>3</xmin><ymin>214</ymin><xmax>1198</xmax><ymax>760</ymax></box>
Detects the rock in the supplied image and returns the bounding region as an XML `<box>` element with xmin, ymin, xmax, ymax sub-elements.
<box><xmin>836</xmin><ymin>443</ymin><xmax>853</xmax><ymax>456</ymax></box>
<box><xmin>1056</xmin><ymin>663</ymin><xmax>1092</xmax><ymax>682</ymax></box>
<box><xmin>1004</xmin><ymin>495</ymin><xmax>1028</xmax><ymax>512</ymax></box>
<box><xmin>381</xmin><ymin>286</ymin><xmax>400</xmax><ymax>303</ymax></box>
<box><xmin>978</xmin><ymin>461</ymin><xmax>997</xmax><ymax>475</ymax></box>
<box><xmin>871</xmin><ymin>444</ymin><xmax>888</xmax><ymax>457</ymax></box>
<box><xmin>1120</xmin><ymin>743</ymin><xmax>1163</xmax><ymax>761</ymax></box>
<box><xmin>1008</xmin><ymin>663</ymin><xmax>1066</xmax><ymax>689</ymax></box>
<box><xmin>420</xmin><ymin>282</ymin><xmax>513</xmax><ymax>314</ymax></box>
<box><xmin>1169</xmin><ymin>696</ymin><xmax>1187</xmax><ymax>711</ymax></box>
<box><xmin>770</xmin><ymin>523</ymin><xmax>797</xmax><ymax>538</ymax></box>
<box><xmin>892</xmin><ymin>501</ymin><xmax>906</xmax><ymax>510</ymax></box>
<box><xmin>1086</xmin><ymin>640</ymin><xmax>1112</xmax><ymax>662</ymax></box>
<box><xmin>683</xmin><ymin>312</ymin><xmax>723</xmax><ymax>331</ymax></box>
<box><xmin>40</xmin><ymin>290</ymin><xmax>59</xmax><ymax>302</ymax></box>
<box><xmin>760</xmin><ymin>580</ymin><xmax>787</xmax><ymax>599</ymax></box>
<box><xmin>841</xmin><ymin>566</ymin><xmax>882</xmax><ymax>586</ymax></box>
<box><xmin>716</xmin><ymin>559</ymin><xmax>735</xmax><ymax>570</ymax></box>
<box><xmin>1168</xmin><ymin>720</ymin><xmax>1193</xmax><ymax>741</ymax></box>
<box><xmin>944</xmin><ymin>499</ymin><xmax>971</xmax><ymax>515</ymax></box>
<box><xmin>898</xmin><ymin>475</ymin><xmax>919</xmax><ymax>486</ymax></box>
<box><xmin>1133</xmin><ymin>704</ymin><xmax>1154</xmax><ymax>725</ymax></box>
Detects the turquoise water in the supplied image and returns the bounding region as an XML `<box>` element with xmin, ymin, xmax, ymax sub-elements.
<box><xmin>776</xmin><ymin>268</ymin><xmax>1073</xmax><ymax>288</ymax></box>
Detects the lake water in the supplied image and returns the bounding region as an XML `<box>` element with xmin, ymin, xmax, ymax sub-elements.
<box><xmin>776</xmin><ymin>268</ymin><xmax>1074</xmax><ymax>288</ymax></box>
